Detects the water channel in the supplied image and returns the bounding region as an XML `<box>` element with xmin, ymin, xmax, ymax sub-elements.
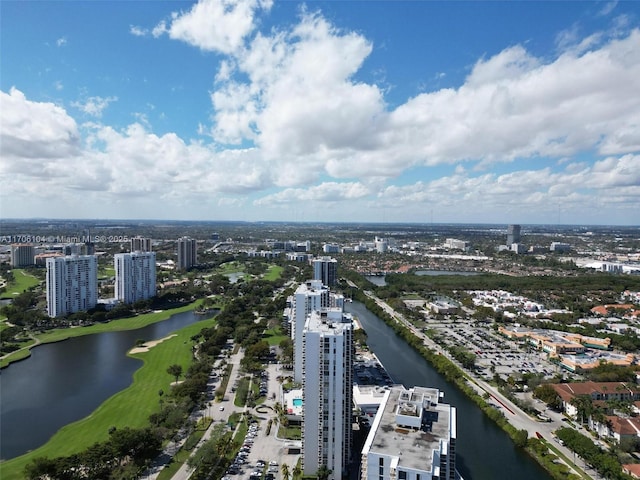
<box><xmin>0</xmin><ymin>309</ymin><xmax>215</xmax><ymax>461</ymax></box>
<box><xmin>345</xmin><ymin>300</ymin><xmax>551</xmax><ymax>480</ymax></box>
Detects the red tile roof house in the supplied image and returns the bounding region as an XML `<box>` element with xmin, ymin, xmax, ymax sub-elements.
<box><xmin>623</xmin><ymin>464</ymin><xmax>640</xmax><ymax>479</ymax></box>
<box><xmin>590</xmin><ymin>304</ymin><xmax>635</xmax><ymax>316</ymax></box>
<box><xmin>551</xmin><ymin>382</ymin><xmax>640</xmax><ymax>418</ymax></box>
<box><xmin>590</xmin><ymin>415</ymin><xmax>640</xmax><ymax>443</ymax></box>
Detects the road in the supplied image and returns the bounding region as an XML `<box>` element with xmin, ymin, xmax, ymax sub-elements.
<box><xmin>359</xmin><ymin>288</ymin><xmax>603</xmax><ymax>480</ymax></box>
<box><xmin>143</xmin><ymin>345</ymin><xmax>299</xmax><ymax>480</ymax></box>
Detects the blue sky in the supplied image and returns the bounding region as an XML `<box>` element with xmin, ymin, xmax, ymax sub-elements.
<box><xmin>1</xmin><ymin>0</ymin><xmax>639</xmax><ymax>225</ymax></box>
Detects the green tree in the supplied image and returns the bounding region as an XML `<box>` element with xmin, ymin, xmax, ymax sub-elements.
<box><xmin>570</xmin><ymin>395</ymin><xmax>594</xmax><ymax>424</ymax></box>
<box><xmin>24</xmin><ymin>457</ymin><xmax>59</xmax><ymax>480</ymax></box>
<box><xmin>281</xmin><ymin>463</ymin><xmax>291</xmax><ymax>480</ymax></box>
<box><xmin>513</xmin><ymin>429</ymin><xmax>528</xmax><ymax>448</ymax></box>
<box><xmin>533</xmin><ymin>384</ymin><xmax>563</xmax><ymax>410</ymax></box>
<box><xmin>167</xmin><ymin>364</ymin><xmax>183</xmax><ymax>384</ymax></box>
<box><xmin>292</xmin><ymin>463</ymin><xmax>302</xmax><ymax>480</ymax></box>
<box><xmin>316</xmin><ymin>465</ymin><xmax>332</xmax><ymax>480</ymax></box>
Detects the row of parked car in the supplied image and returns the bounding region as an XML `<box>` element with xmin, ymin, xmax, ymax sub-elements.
<box><xmin>249</xmin><ymin>460</ymin><xmax>279</xmax><ymax>480</ymax></box>
<box><xmin>225</xmin><ymin>423</ymin><xmax>262</xmax><ymax>476</ymax></box>
<box><xmin>259</xmin><ymin>370</ymin><xmax>269</xmax><ymax>397</ymax></box>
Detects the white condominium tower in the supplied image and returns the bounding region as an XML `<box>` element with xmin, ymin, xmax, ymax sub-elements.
<box><xmin>46</xmin><ymin>255</ymin><xmax>98</xmax><ymax>318</ymax></box>
<box><xmin>290</xmin><ymin>280</ymin><xmax>330</xmax><ymax>383</ymax></box>
<box><xmin>312</xmin><ymin>256</ymin><xmax>338</xmax><ymax>287</ymax></box>
<box><xmin>302</xmin><ymin>309</ymin><xmax>353</xmax><ymax>480</ymax></box>
<box><xmin>361</xmin><ymin>386</ymin><xmax>459</xmax><ymax>480</ymax></box>
<box><xmin>177</xmin><ymin>236</ymin><xmax>197</xmax><ymax>270</ymax></box>
<box><xmin>10</xmin><ymin>244</ymin><xmax>35</xmax><ymax>267</ymax></box>
<box><xmin>114</xmin><ymin>252</ymin><xmax>156</xmax><ymax>304</ymax></box>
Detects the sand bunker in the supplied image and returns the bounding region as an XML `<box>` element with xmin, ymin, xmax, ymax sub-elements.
<box><xmin>129</xmin><ymin>334</ymin><xmax>177</xmax><ymax>354</ymax></box>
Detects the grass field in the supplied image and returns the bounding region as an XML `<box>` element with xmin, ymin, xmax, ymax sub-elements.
<box><xmin>0</xmin><ymin>315</ymin><xmax>217</xmax><ymax>480</ymax></box>
<box><xmin>1</xmin><ymin>269</ymin><xmax>41</xmax><ymax>298</ymax></box>
<box><xmin>99</xmin><ymin>266</ymin><xmax>116</xmax><ymax>279</ymax></box>
<box><xmin>263</xmin><ymin>265</ymin><xmax>283</xmax><ymax>281</ymax></box>
<box><xmin>217</xmin><ymin>261</ymin><xmax>243</xmax><ymax>274</ymax></box>
<box><xmin>263</xmin><ymin>327</ymin><xmax>287</xmax><ymax>346</ymax></box>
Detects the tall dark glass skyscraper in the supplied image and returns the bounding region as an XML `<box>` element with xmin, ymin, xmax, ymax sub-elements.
<box><xmin>507</xmin><ymin>224</ymin><xmax>521</xmax><ymax>245</ymax></box>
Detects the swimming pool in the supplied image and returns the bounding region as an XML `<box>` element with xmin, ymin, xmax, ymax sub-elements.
<box><xmin>292</xmin><ymin>398</ymin><xmax>303</xmax><ymax>407</ymax></box>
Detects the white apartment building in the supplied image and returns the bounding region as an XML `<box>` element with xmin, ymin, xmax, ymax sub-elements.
<box><xmin>444</xmin><ymin>238</ymin><xmax>470</xmax><ymax>251</ymax></box>
<box><xmin>290</xmin><ymin>280</ymin><xmax>331</xmax><ymax>382</ymax></box>
<box><xmin>550</xmin><ymin>242</ymin><xmax>571</xmax><ymax>252</ymax></box>
<box><xmin>46</xmin><ymin>255</ymin><xmax>98</xmax><ymax>318</ymax></box>
<box><xmin>177</xmin><ymin>237</ymin><xmax>197</xmax><ymax>270</ymax></box>
<box><xmin>312</xmin><ymin>256</ymin><xmax>338</xmax><ymax>287</ymax></box>
<box><xmin>10</xmin><ymin>244</ymin><xmax>35</xmax><ymax>267</ymax></box>
<box><xmin>361</xmin><ymin>386</ymin><xmax>459</xmax><ymax>480</ymax></box>
<box><xmin>302</xmin><ymin>309</ymin><xmax>353</xmax><ymax>480</ymax></box>
<box><xmin>323</xmin><ymin>244</ymin><xmax>340</xmax><ymax>253</ymax></box>
<box><xmin>374</xmin><ymin>236</ymin><xmax>389</xmax><ymax>253</ymax></box>
<box><xmin>114</xmin><ymin>252</ymin><xmax>156</xmax><ymax>304</ymax></box>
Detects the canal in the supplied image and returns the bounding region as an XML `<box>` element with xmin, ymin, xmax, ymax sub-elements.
<box><xmin>345</xmin><ymin>300</ymin><xmax>552</xmax><ymax>480</ymax></box>
<box><xmin>0</xmin><ymin>309</ymin><xmax>214</xmax><ymax>461</ymax></box>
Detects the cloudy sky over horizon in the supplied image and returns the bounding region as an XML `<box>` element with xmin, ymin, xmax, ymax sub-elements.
<box><xmin>1</xmin><ymin>0</ymin><xmax>639</xmax><ymax>225</ymax></box>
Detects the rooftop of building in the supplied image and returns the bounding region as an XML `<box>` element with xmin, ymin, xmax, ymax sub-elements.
<box><xmin>366</xmin><ymin>386</ymin><xmax>453</xmax><ymax>473</ymax></box>
<box><xmin>306</xmin><ymin>309</ymin><xmax>352</xmax><ymax>332</ymax></box>
<box><xmin>552</xmin><ymin>381</ymin><xmax>640</xmax><ymax>402</ymax></box>
<box><xmin>607</xmin><ymin>416</ymin><xmax>640</xmax><ymax>436</ymax></box>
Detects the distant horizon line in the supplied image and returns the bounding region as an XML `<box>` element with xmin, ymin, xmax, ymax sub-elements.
<box><xmin>1</xmin><ymin>217</ymin><xmax>638</xmax><ymax>228</ymax></box>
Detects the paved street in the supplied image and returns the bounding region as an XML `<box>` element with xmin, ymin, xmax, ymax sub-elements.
<box><xmin>361</xmin><ymin>288</ymin><xmax>604</xmax><ymax>480</ymax></box>
<box><xmin>144</xmin><ymin>346</ymin><xmax>300</xmax><ymax>480</ymax></box>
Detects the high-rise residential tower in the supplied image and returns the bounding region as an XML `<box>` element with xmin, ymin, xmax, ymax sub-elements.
<box><xmin>361</xmin><ymin>386</ymin><xmax>459</xmax><ymax>480</ymax></box>
<box><xmin>131</xmin><ymin>236</ymin><xmax>152</xmax><ymax>252</ymax></box>
<box><xmin>290</xmin><ymin>280</ymin><xmax>330</xmax><ymax>382</ymax></box>
<box><xmin>114</xmin><ymin>252</ymin><xmax>156</xmax><ymax>304</ymax></box>
<box><xmin>177</xmin><ymin>237</ymin><xmax>197</xmax><ymax>270</ymax></box>
<box><xmin>507</xmin><ymin>224</ymin><xmax>521</xmax><ymax>246</ymax></box>
<box><xmin>10</xmin><ymin>244</ymin><xmax>35</xmax><ymax>267</ymax></box>
<box><xmin>302</xmin><ymin>309</ymin><xmax>353</xmax><ymax>480</ymax></box>
<box><xmin>312</xmin><ymin>256</ymin><xmax>338</xmax><ymax>287</ymax></box>
<box><xmin>46</xmin><ymin>255</ymin><xmax>98</xmax><ymax>318</ymax></box>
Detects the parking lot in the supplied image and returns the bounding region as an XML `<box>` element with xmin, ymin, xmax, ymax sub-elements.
<box><xmin>422</xmin><ymin>316</ymin><xmax>573</xmax><ymax>382</ymax></box>
<box><xmin>221</xmin><ymin>360</ymin><xmax>301</xmax><ymax>480</ymax></box>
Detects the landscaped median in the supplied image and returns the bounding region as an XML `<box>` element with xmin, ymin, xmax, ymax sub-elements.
<box><xmin>0</xmin><ymin>312</ymin><xmax>217</xmax><ymax>480</ymax></box>
<box><xmin>1</xmin><ymin>300</ymin><xmax>203</xmax><ymax>368</ymax></box>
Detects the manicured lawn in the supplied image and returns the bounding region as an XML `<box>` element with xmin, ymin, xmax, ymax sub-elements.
<box><xmin>217</xmin><ymin>261</ymin><xmax>243</xmax><ymax>274</ymax></box>
<box><xmin>0</xmin><ymin>315</ymin><xmax>217</xmax><ymax>480</ymax></box>
<box><xmin>263</xmin><ymin>327</ymin><xmax>287</xmax><ymax>346</ymax></box>
<box><xmin>99</xmin><ymin>266</ymin><xmax>115</xmax><ymax>279</ymax></box>
<box><xmin>263</xmin><ymin>265</ymin><xmax>283</xmax><ymax>281</ymax></box>
<box><xmin>1</xmin><ymin>269</ymin><xmax>41</xmax><ymax>298</ymax></box>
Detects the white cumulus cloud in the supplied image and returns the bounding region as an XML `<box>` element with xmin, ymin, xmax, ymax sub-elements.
<box><xmin>158</xmin><ymin>0</ymin><xmax>272</xmax><ymax>54</ymax></box>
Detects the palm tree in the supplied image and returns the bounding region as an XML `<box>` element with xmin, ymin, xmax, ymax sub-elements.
<box><xmin>292</xmin><ymin>463</ymin><xmax>302</xmax><ymax>480</ymax></box>
<box><xmin>570</xmin><ymin>395</ymin><xmax>593</xmax><ymax>424</ymax></box>
<box><xmin>281</xmin><ymin>463</ymin><xmax>290</xmax><ymax>480</ymax></box>
<box><xmin>316</xmin><ymin>465</ymin><xmax>332</xmax><ymax>480</ymax></box>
